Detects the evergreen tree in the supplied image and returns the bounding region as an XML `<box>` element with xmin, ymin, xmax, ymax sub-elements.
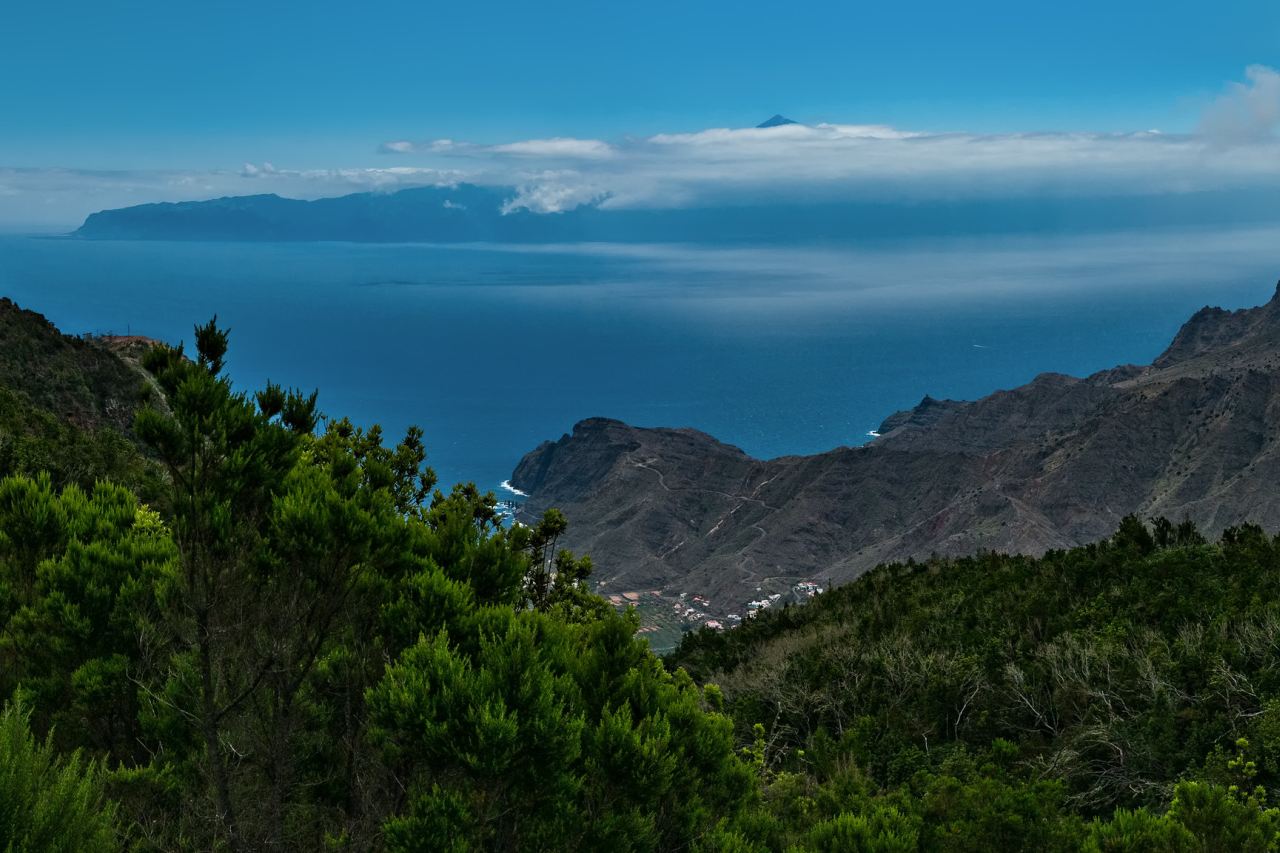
<box><xmin>0</xmin><ymin>703</ymin><xmax>120</xmax><ymax>852</ymax></box>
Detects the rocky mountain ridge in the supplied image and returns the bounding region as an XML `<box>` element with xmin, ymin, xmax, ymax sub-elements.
<box><xmin>512</xmin><ymin>282</ymin><xmax>1280</xmax><ymax>626</ymax></box>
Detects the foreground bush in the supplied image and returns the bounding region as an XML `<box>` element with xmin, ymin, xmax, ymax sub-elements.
<box><xmin>0</xmin><ymin>704</ymin><xmax>118</xmax><ymax>852</ymax></box>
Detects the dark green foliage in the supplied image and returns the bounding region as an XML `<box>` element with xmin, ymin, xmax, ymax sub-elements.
<box><xmin>803</xmin><ymin>808</ymin><xmax>920</xmax><ymax>852</ymax></box>
<box><xmin>0</xmin><ymin>473</ymin><xmax>173</xmax><ymax>761</ymax></box>
<box><xmin>0</xmin><ymin>703</ymin><xmax>120</xmax><ymax>852</ymax></box>
<box><xmin>129</xmin><ymin>320</ymin><xmax>424</xmax><ymax>849</ymax></box>
<box><xmin>0</xmin><ymin>386</ymin><xmax>156</xmax><ymax>495</ymax></box>
<box><xmin>9</xmin><ymin>302</ymin><xmax>1280</xmax><ymax>849</ymax></box>
<box><xmin>370</xmin><ymin>609</ymin><xmax>753</xmax><ymax>851</ymax></box>
<box><xmin>0</xmin><ymin>299</ymin><xmax>159</xmax><ymax>494</ymax></box>
<box><xmin>0</xmin><ymin>315</ymin><xmax>755</xmax><ymax>851</ymax></box>
<box><xmin>1084</xmin><ymin>806</ymin><xmax>1198</xmax><ymax>852</ymax></box>
<box><xmin>671</xmin><ymin>519</ymin><xmax>1280</xmax><ymax>848</ymax></box>
<box><xmin>0</xmin><ymin>299</ymin><xmax>144</xmax><ymax>433</ymax></box>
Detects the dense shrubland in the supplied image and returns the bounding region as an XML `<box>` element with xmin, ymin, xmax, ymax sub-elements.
<box><xmin>3</xmin><ymin>318</ymin><xmax>1280</xmax><ymax>849</ymax></box>
<box><xmin>673</xmin><ymin>517</ymin><xmax>1280</xmax><ymax>849</ymax></box>
<box><xmin>0</xmin><ymin>321</ymin><xmax>750</xmax><ymax>851</ymax></box>
<box><xmin>0</xmin><ymin>299</ymin><xmax>162</xmax><ymax>493</ymax></box>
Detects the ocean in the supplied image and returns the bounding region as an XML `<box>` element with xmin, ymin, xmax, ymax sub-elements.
<box><xmin>1</xmin><ymin>228</ymin><xmax>1277</xmax><ymax>493</ymax></box>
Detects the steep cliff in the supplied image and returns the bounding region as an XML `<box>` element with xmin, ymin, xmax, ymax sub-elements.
<box><xmin>513</xmin><ymin>282</ymin><xmax>1280</xmax><ymax>618</ymax></box>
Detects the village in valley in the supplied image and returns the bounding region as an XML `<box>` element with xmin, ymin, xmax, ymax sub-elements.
<box><xmin>606</xmin><ymin>579</ymin><xmax>825</xmax><ymax>653</ymax></box>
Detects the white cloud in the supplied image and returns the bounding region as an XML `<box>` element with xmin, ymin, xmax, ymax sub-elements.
<box><xmin>8</xmin><ymin>67</ymin><xmax>1280</xmax><ymax>230</ymax></box>
<box><xmin>236</xmin><ymin>163</ymin><xmax>459</xmax><ymax>189</ymax></box>
<box><xmin>384</xmin><ymin>136</ymin><xmax>616</xmax><ymax>160</ymax></box>
<box><xmin>647</xmin><ymin>122</ymin><xmax>917</xmax><ymax>146</ymax></box>
<box><xmin>368</xmin><ymin>80</ymin><xmax>1280</xmax><ymax>212</ymax></box>
<box><xmin>490</xmin><ymin>137</ymin><xmax>616</xmax><ymax>159</ymax></box>
<box><xmin>500</xmin><ymin>175</ymin><xmax>610</xmax><ymax>214</ymax></box>
<box><xmin>1198</xmin><ymin>64</ymin><xmax>1280</xmax><ymax>144</ymax></box>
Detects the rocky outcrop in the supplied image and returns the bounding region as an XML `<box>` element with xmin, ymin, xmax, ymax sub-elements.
<box><xmin>512</xmin><ymin>281</ymin><xmax>1280</xmax><ymax>612</ymax></box>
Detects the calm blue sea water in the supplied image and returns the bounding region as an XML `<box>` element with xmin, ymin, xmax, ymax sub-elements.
<box><xmin>1</xmin><ymin>229</ymin><xmax>1277</xmax><ymax>492</ymax></box>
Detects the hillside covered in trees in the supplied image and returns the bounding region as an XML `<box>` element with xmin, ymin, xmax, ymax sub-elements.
<box><xmin>0</xmin><ymin>298</ymin><xmax>159</xmax><ymax>494</ymax></box>
<box><xmin>5</xmin><ymin>300</ymin><xmax>1280</xmax><ymax>850</ymax></box>
<box><xmin>671</xmin><ymin>519</ymin><xmax>1280</xmax><ymax>849</ymax></box>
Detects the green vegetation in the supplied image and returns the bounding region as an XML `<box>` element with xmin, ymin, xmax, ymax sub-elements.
<box><xmin>0</xmin><ymin>299</ymin><xmax>158</xmax><ymax>494</ymax></box>
<box><xmin>671</xmin><ymin>517</ymin><xmax>1280</xmax><ymax>849</ymax></box>
<box><xmin>0</xmin><ymin>703</ymin><xmax>120</xmax><ymax>852</ymax></box>
<box><xmin>0</xmin><ymin>318</ymin><xmax>750</xmax><ymax>851</ymax></box>
<box><xmin>6</xmin><ymin>306</ymin><xmax>1280</xmax><ymax>849</ymax></box>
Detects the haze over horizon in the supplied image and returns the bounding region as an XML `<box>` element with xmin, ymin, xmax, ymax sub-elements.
<box><xmin>4</xmin><ymin>0</ymin><xmax>1280</xmax><ymax>230</ymax></box>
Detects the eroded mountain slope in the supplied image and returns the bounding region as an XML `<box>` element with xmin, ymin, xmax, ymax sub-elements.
<box><xmin>513</xmin><ymin>282</ymin><xmax>1280</xmax><ymax>619</ymax></box>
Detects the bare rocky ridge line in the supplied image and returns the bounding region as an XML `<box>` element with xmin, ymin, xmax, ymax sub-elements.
<box><xmin>512</xmin><ymin>281</ymin><xmax>1280</xmax><ymax>634</ymax></box>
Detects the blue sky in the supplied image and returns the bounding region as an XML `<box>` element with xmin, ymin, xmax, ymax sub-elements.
<box><xmin>4</xmin><ymin>0</ymin><xmax>1278</xmax><ymax>168</ymax></box>
<box><xmin>2</xmin><ymin>1</ymin><xmax>1280</xmax><ymax>227</ymax></box>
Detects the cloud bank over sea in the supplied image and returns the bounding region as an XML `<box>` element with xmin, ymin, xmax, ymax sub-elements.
<box><xmin>4</xmin><ymin>66</ymin><xmax>1280</xmax><ymax>230</ymax></box>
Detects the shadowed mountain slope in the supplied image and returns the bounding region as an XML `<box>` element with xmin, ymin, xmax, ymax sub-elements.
<box><xmin>512</xmin><ymin>282</ymin><xmax>1280</xmax><ymax>613</ymax></box>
